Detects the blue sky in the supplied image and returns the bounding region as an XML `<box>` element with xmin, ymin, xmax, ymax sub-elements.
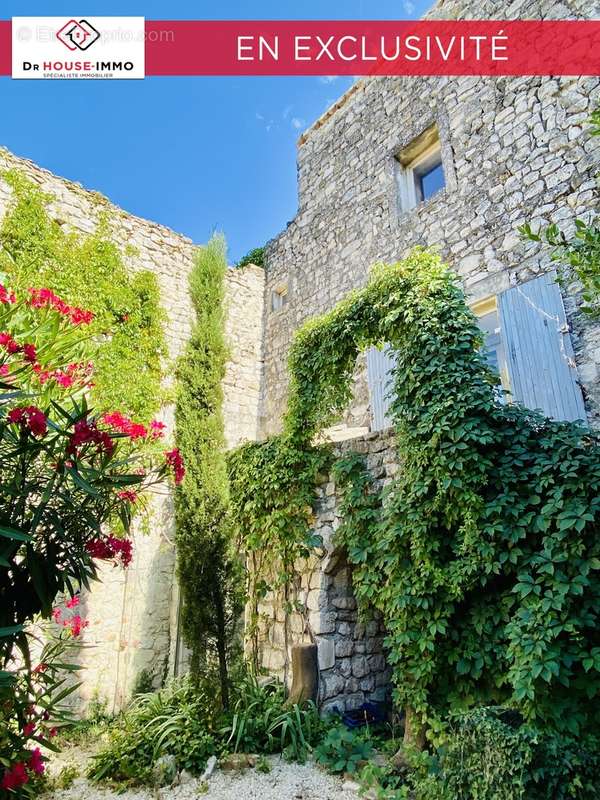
<box><xmin>1</xmin><ymin>1</ymin><xmax>433</xmax><ymax>262</ymax></box>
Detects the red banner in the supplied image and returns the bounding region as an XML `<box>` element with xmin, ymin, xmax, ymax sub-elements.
<box><xmin>1</xmin><ymin>19</ymin><xmax>599</xmax><ymax>77</ymax></box>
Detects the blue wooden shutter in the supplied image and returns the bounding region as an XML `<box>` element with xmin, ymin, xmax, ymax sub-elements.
<box><xmin>366</xmin><ymin>345</ymin><xmax>396</xmax><ymax>431</ymax></box>
<box><xmin>498</xmin><ymin>273</ymin><xmax>587</xmax><ymax>423</ymax></box>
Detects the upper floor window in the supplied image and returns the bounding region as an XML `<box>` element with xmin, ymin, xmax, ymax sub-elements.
<box><xmin>366</xmin><ymin>273</ymin><xmax>587</xmax><ymax>432</ymax></box>
<box><xmin>396</xmin><ymin>125</ymin><xmax>446</xmax><ymax>212</ymax></box>
<box><xmin>271</xmin><ymin>284</ymin><xmax>288</xmax><ymax>312</ymax></box>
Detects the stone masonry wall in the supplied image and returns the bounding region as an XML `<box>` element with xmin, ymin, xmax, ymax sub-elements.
<box><xmin>260</xmin><ymin>0</ymin><xmax>600</xmax><ymax>438</ymax></box>
<box><xmin>0</xmin><ymin>148</ymin><xmax>264</xmax><ymax>713</ymax></box>
<box><xmin>256</xmin><ymin>430</ymin><xmax>396</xmax><ymax>714</ymax></box>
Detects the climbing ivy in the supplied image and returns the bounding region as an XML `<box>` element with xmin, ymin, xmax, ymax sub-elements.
<box><xmin>230</xmin><ymin>248</ymin><xmax>600</xmax><ymax>745</ymax></box>
<box><xmin>175</xmin><ymin>235</ymin><xmax>242</xmax><ymax>707</ymax></box>
<box><xmin>0</xmin><ymin>170</ymin><xmax>165</xmax><ymax>423</ymax></box>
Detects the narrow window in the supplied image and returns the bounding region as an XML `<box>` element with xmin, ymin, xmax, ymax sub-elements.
<box><xmin>271</xmin><ymin>285</ymin><xmax>288</xmax><ymax>312</ymax></box>
<box><xmin>396</xmin><ymin>125</ymin><xmax>446</xmax><ymax>212</ymax></box>
<box><xmin>471</xmin><ymin>296</ymin><xmax>510</xmax><ymax>400</ymax></box>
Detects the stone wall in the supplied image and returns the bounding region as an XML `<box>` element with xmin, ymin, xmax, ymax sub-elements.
<box><xmin>260</xmin><ymin>0</ymin><xmax>600</xmax><ymax>438</ymax></box>
<box><xmin>255</xmin><ymin>431</ymin><xmax>396</xmax><ymax>713</ymax></box>
<box><xmin>0</xmin><ymin>149</ymin><xmax>265</xmax><ymax>712</ymax></box>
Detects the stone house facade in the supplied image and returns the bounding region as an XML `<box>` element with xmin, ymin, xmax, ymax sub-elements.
<box><xmin>2</xmin><ymin>0</ymin><xmax>599</xmax><ymax>716</ymax></box>
<box><xmin>255</xmin><ymin>0</ymin><xmax>600</xmax><ymax>712</ymax></box>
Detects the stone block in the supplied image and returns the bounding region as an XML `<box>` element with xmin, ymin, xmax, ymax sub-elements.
<box><xmin>318</xmin><ymin>639</ymin><xmax>336</xmax><ymax>671</ymax></box>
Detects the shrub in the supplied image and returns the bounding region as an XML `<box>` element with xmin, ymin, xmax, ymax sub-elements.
<box><xmin>314</xmin><ymin>725</ymin><xmax>374</xmax><ymax>775</ymax></box>
<box><xmin>407</xmin><ymin>708</ymin><xmax>600</xmax><ymax>800</ymax></box>
<box><xmin>235</xmin><ymin>246</ymin><xmax>264</xmax><ymax>269</ymax></box>
<box><xmin>220</xmin><ymin>673</ymin><xmax>321</xmax><ymax>762</ymax></box>
<box><xmin>0</xmin><ymin>280</ymin><xmax>181</xmax><ymax>797</ymax></box>
<box><xmin>88</xmin><ymin>677</ymin><xmax>220</xmax><ymax>786</ymax></box>
<box><xmin>90</xmin><ymin>672</ymin><xmax>322</xmax><ymax>786</ymax></box>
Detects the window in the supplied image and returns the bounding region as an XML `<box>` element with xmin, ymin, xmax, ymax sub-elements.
<box><xmin>271</xmin><ymin>285</ymin><xmax>288</xmax><ymax>312</ymax></box>
<box><xmin>396</xmin><ymin>125</ymin><xmax>446</xmax><ymax>212</ymax></box>
<box><xmin>366</xmin><ymin>273</ymin><xmax>587</xmax><ymax>432</ymax></box>
<box><xmin>471</xmin><ymin>296</ymin><xmax>510</xmax><ymax>399</ymax></box>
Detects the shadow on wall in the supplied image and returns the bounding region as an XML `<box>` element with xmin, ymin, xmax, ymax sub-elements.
<box><xmin>63</xmin><ymin>487</ymin><xmax>178</xmax><ymax>717</ymax></box>
<box><xmin>316</xmin><ymin>547</ymin><xmax>392</xmax><ymax>715</ymax></box>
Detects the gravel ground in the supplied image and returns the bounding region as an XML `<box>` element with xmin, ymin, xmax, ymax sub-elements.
<box><xmin>46</xmin><ymin>755</ymin><xmax>360</xmax><ymax>800</ymax></box>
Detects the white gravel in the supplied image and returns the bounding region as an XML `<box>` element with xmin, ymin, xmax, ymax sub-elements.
<box><xmin>46</xmin><ymin>756</ymin><xmax>360</xmax><ymax>800</ymax></box>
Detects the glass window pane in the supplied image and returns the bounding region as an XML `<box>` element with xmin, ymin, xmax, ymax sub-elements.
<box><xmin>418</xmin><ymin>161</ymin><xmax>445</xmax><ymax>201</ymax></box>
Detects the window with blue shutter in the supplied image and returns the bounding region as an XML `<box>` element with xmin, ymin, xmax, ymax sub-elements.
<box><xmin>498</xmin><ymin>273</ymin><xmax>587</xmax><ymax>423</ymax></box>
<box><xmin>365</xmin><ymin>272</ymin><xmax>587</xmax><ymax>432</ymax></box>
<box><xmin>366</xmin><ymin>345</ymin><xmax>396</xmax><ymax>432</ymax></box>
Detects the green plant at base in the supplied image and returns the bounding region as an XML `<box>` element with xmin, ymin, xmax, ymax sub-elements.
<box><xmin>220</xmin><ymin>673</ymin><xmax>320</xmax><ymax>762</ymax></box>
<box><xmin>414</xmin><ymin>708</ymin><xmax>600</xmax><ymax>800</ymax></box>
<box><xmin>314</xmin><ymin>726</ymin><xmax>374</xmax><ymax>775</ymax></box>
<box><xmin>230</xmin><ymin>249</ymin><xmax>600</xmax><ymax>747</ymax></box>
<box><xmin>174</xmin><ymin>234</ymin><xmax>242</xmax><ymax>707</ymax></box>
<box><xmin>89</xmin><ymin>672</ymin><xmax>321</xmax><ymax>787</ymax></box>
<box><xmin>88</xmin><ymin>676</ymin><xmax>221</xmax><ymax>786</ymax></box>
<box><xmin>0</xmin><ymin>170</ymin><xmax>165</xmax><ymax>423</ymax></box>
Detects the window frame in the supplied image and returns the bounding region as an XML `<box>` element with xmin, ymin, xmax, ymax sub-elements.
<box><xmin>270</xmin><ymin>284</ymin><xmax>288</xmax><ymax>313</ymax></box>
<box><xmin>396</xmin><ymin>131</ymin><xmax>445</xmax><ymax>213</ymax></box>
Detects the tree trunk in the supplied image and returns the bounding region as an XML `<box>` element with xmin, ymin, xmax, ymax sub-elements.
<box><xmin>287</xmin><ymin>643</ymin><xmax>319</xmax><ymax>706</ymax></box>
<box><xmin>403</xmin><ymin>706</ymin><xmax>427</xmax><ymax>750</ymax></box>
<box><xmin>390</xmin><ymin>706</ymin><xmax>427</xmax><ymax>770</ymax></box>
<box><xmin>213</xmin><ymin>584</ymin><xmax>230</xmax><ymax>710</ymax></box>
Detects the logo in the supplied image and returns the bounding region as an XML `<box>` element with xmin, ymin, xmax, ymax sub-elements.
<box><xmin>56</xmin><ymin>19</ymin><xmax>101</xmax><ymax>51</ymax></box>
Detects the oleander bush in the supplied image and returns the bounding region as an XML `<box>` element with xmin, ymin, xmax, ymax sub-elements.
<box><xmin>0</xmin><ymin>279</ymin><xmax>182</xmax><ymax>798</ymax></box>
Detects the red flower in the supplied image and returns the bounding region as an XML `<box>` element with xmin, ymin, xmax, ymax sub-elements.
<box><xmin>23</xmin><ymin>722</ymin><xmax>36</xmax><ymax>737</ymax></box>
<box><xmin>150</xmin><ymin>420</ymin><xmax>166</xmax><ymax>439</ymax></box>
<box><xmin>28</xmin><ymin>748</ymin><xmax>45</xmax><ymax>776</ymax></box>
<box><xmin>1</xmin><ymin>762</ymin><xmax>29</xmax><ymax>790</ymax></box>
<box><xmin>64</xmin><ymin>614</ymin><xmax>88</xmax><ymax>637</ymax></box>
<box><xmin>0</xmin><ymin>332</ymin><xmax>22</xmax><ymax>354</ymax></box>
<box><xmin>0</xmin><ymin>284</ymin><xmax>16</xmax><ymax>304</ymax></box>
<box><xmin>67</xmin><ymin>418</ymin><xmax>114</xmax><ymax>457</ymax></box>
<box><xmin>7</xmin><ymin>406</ymin><xmax>47</xmax><ymax>437</ymax></box>
<box><xmin>52</xmin><ymin>608</ymin><xmax>62</xmax><ymax>623</ymax></box>
<box><xmin>22</xmin><ymin>343</ymin><xmax>37</xmax><ymax>364</ymax></box>
<box><xmin>86</xmin><ymin>535</ymin><xmax>133</xmax><ymax>568</ymax></box>
<box><xmin>49</xmin><ymin>727</ymin><xmax>58</xmax><ymax>738</ymax></box>
<box><xmin>102</xmin><ymin>411</ymin><xmax>148</xmax><ymax>440</ymax></box>
<box><xmin>117</xmin><ymin>490</ymin><xmax>138</xmax><ymax>503</ymax></box>
<box><xmin>65</xmin><ymin>595</ymin><xmax>80</xmax><ymax>609</ymax></box>
<box><xmin>165</xmin><ymin>448</ymin><xmax>185</xmax><ymax>485</ymax></box>
<box><xmin>0</xmin><ymin>364</ymin><xmax>9</xmax><ymax>377</ymax></box>
<box><xmin>33</xmin><ymin>662</ymin><xmax>47</xmax><ymax>674</ymax></box>
<box><xmin>27</xmin><ymin>288</ymin><xmax>94</xmax><ymax>326</ymax></box>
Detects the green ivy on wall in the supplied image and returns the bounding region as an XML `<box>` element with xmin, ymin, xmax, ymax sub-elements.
<box><xmin>175</xmin><ymin>235</ymin><xmax>242</xmax><ymax>708</ymax></box>
<box><xmin>0</xmin><ymin>170</ymin><xmax>165</xmax><ymax>423</ymax></box>
<box><xmin>230</xmin><ymin>248</ymin><xmax>600</xmax><ymax>748</ymax></box>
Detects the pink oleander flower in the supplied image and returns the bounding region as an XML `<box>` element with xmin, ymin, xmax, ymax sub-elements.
<box><xmin>117</xmin><ymin>489</ymin><xmax>138</xmax><ymax>503</ymax></box>
<box><xmin>0</xmin><ymin>332</ymin><xmax>22</xmax><ymax>354</ymax></box>
<box><xmin>165</xmin><ymin>448</ymin><xmax>185</xmax><ymax>485</ymax></box>
<box><xmin>102</xmin><ymin>411</ymin><xmax>148</xmax><ymax>440</ymax></box>
<box><xmin>65</xmin><ymin>595</ymin><xmax>80</xmax><ymax>609</ymax></box>
<box><xmin>1</xmin><ymin>762</ymin><xmax>29</xmax><ymax>790</ymax></box>
<box><xmin>0</xmin><ymin>284</ymin><xmax>16</xmax><ymax>304</ymax></box>
<box><xmin>64</xmin><ymin>614</ymin><xmax>88</xmax><ymax>637</ymax></box>
<box><xmin>150</xmin><ymin>420</ymin><xmax>166</xmax><ymax>438</ymax></box>
<box><xmin>7</xmin><ymin>406</ymin><xmax>48</xmax><ymax>437</ymax></box>
<box><xmin>28</xmin><ymin>749</ymin><xmax>45</xmax><ymax>776</ymax></box>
